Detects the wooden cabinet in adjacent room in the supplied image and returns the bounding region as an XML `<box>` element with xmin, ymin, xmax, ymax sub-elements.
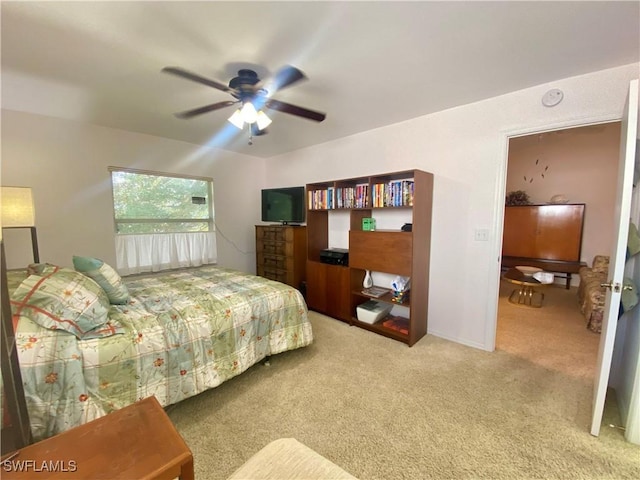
<box><xmin>501</xmin><ymin>204</ymin><xmax>586</xmax><ymax>288</ymax></box>
<box><xmin>502</xmin><ymin>204</ymin><xmax>585</xmax><ymax>261</ymax></box>
<box><xmin>255</xmin><ymin>225</ymin><xmax>306</xmax><ymax>290</ymax></box>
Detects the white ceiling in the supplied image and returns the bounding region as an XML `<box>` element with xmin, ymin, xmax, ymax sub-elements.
<box><xmin>2</xmin><ymin>1</ymin><xmax>638</xmax><ymax>158</ymax></box>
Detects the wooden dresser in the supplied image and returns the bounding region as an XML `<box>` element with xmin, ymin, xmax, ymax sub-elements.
<box><xmin>256</xmin><ymin>225</ymin><xmax>306</xmax><ymax>290</ymax></box>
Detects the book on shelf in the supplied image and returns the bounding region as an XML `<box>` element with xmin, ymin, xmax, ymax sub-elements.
<box><xmin>334</xmin><ymin>184</ymin><xmax>370</xmax><ymax>209</ymax></box>
<box><xmin>382</xmin><ymin>316</ymin><xmax>409</xmax><ymax>335</ymax></box>
<box><xmin>372</xmin><ymin>179</ymin><xmax>414</xmax><ymax>207</ymax></box>
<box><xmin>361</xmin><ymin>286</ymin><xmax>389</xmax><ymax>298</ymax></box>
<box><xmin>308</xmin><ymin>188</ymin><xmax>335</xmax><ymax>210</ymax></box>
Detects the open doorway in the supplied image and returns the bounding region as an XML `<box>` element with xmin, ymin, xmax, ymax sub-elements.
<box><xmin>496</xmin><ymin>122</ymin><xmax>621</xmax><ymax>380</ymax></box>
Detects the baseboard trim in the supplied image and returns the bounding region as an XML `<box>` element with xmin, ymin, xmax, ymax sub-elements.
<box><xmin>427</xmin><ymin>329</ymin><xmax>490</xmax><ymax>351</ymax></box>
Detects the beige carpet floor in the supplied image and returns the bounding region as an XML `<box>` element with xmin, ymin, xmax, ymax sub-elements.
<box><xmin>167</xmin><ymin>283</ymin><xmax>639</xmax><ymax>479</ymax></box>
<box><xmin>496</xmin><ymin>281</ymin><xmax>600</xmax><ymax>380</ymax></box>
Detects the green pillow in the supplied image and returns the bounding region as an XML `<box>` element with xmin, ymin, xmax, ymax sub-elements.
<box><xmin>11</xmin><ymin>268</ymin><xmax>119</xmax><ymax>339</ymax></box>
<box><xmin>73</xmin><ymin>256</ymin><xmax>130</xmax><ymax>305</ymax></box>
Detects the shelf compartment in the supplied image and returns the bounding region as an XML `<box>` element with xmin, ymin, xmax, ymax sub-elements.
<box><xmin>359</xmin><ymin>285</ymin><xmax>391</xmax><ymax>299</ymax></box>
<box><xmin>353</xmin><ymin>287</ymin><xmax>412</xmax><ymax>308</ymax></box>
<box><xmin>380</xmin><ymin>315</ymin><xmax>410</xmax><ymax>334</ymax></box>
<box><xmin>350</xmin><ymin>209</ymin><xmax>372</xmax><ymax>231</ymax></box>
<box><xmin>371</xmin><ymin>178</ymin><xmax>415</xmax><ymax>208</ymax></box>
<box><xmin>350</xmin><ymin>315</ymin><xmax>410</xmax><ymax>344</ymax></box>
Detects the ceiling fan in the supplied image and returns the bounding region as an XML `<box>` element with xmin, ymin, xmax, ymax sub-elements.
<box><xmin>162</xmin><ymin>65</ymin><xmax>326</xmax><ymax>137</ymax></box>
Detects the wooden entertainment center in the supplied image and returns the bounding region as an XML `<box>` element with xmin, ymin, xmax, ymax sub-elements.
<box><xmin>305</xmin><ymin>169</ymin><xmax>433</xmax><ymax>347</ymax></box>
<box><xmin>502</xmin><ymin>203</ymin><xmax>587</xmax><ymax>288</ymax></box>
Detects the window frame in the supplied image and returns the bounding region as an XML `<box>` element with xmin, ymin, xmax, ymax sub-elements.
<box><xmin>108</xmin><ymin>167</ymin><xmax>215</xmax><ymax>235</ymax></box>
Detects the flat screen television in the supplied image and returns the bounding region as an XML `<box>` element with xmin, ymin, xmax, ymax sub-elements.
<box><xmin>261</xmin><ymin>186</ymin><xmax>306</xmax><ymax>224</ymax></box>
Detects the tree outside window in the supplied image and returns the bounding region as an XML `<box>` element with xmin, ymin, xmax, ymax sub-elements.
<box><xmin>111</xmin><ymin>169</ymin><xmax>214</xmax><ymax>234</ymax></box>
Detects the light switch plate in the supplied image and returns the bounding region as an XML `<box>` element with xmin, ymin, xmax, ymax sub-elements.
<box><xmin>474</xmin><ymin>229</ymin><xmax>489</xmax><ymax>241</ymax></box>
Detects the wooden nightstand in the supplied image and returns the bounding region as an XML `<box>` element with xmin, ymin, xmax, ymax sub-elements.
<box><xmin>1</xmin><ymin>396</ymin><xmax>194</xmax><ymax>479</ymax></box>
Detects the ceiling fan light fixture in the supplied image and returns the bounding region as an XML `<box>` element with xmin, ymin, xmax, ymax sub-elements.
<box><xmin>164</xmin><ymin>65</ymin><xmax>326</xmax><ymax>138</ymax></box>
<box><xmin>256</xmin><ymin>111</ymin><xmax>272</xmax><ymax>131</ymax></box>
<box><xmin>228</xmin><ymin>109</ymin><xmax>244</xmax><ymax>129</ymax></box>
<box><xmin>240</xmin><ymin>102</ymin><xmax>258</xmax><ymax>124</ymax></box>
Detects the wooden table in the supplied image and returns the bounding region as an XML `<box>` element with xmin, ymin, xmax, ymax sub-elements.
<box><xmin>502</xmin><ymin>268</ymin><xmax>548</xmax><ymax>308</ymax></box>
<box><xmin>501</xmin><ymin>256</ymin><xmax>586</xmax><ymax>289</ymax></box>
<box><xmin>0</xmin><ymin>396</ymin><xmax>194</xmax><ymax>479</ymax></box>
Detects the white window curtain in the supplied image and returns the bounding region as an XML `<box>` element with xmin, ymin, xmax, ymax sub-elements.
<box><xmin>116</xmin><ymin>232</ymin><xmax>217</xmax><ymax>276</ymax></box>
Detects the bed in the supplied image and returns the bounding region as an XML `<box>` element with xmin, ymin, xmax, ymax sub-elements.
<box><xmin>6</xmin><ymin>260</ymin><xmax>313</xmax><ymax>441</ymax></box>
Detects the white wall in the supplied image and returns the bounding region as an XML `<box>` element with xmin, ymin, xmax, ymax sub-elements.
<box><xmin>265</xmin><ymin>63</ymin><xmax>640</xmax><ymax>351</ymax></box>
<box><xmin>0</xmin><ymin>111</ymin><xmax>266</xmax><ymax>273</ymax></box>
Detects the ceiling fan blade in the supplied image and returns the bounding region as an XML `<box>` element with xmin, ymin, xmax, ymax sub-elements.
<box><xmin>265</xmin><ymin>99</ymin><xmax>326</xmax><ymax>122</ymax></box>
<box><xmin>162</xmin><ymin>66</ymin><xmax>235</xmax><ymax>93</ymax></box>
<box><xmin>271</xmin><ymin>65</ymin><xmax>307</xmax><ymax>91</ymax></box>
<box><xmin>174</xmin><ymin>101</ymin><xmax>237</xmax><ymax>119</ymax></box>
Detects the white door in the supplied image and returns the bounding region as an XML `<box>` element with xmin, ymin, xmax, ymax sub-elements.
<box><xmin>591</xmin><ymin>79</ymin><xmax>639</xmax><ymax>436</ymax></box>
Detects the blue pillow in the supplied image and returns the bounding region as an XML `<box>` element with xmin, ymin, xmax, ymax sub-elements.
<box><xmin>72</xmin><ymin>256</ymin><xmax>130</xmax><ymax>305</ymax></box>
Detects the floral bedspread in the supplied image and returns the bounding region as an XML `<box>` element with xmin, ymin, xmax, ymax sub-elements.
<box><xmin>10</xmin><ymin>266</ymin><xmax>313</xmax><ymax>440</ymax></box>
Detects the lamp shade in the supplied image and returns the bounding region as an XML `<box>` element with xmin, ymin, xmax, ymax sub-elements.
<box><xmin>256</xmin><ymin>111</ymin><xmax>272</xmax><ymax>131</ymax></box>
<box><xmin>1</xmin><ymin>187</ymin><xmax>36</xmax><ymax>227</ymax></box>
<box><xmin>228</xmin><ymin>109</ymin><xmax>244</xmax><ymax>129</ymax></box>
<box><xmin>240</xmin><ymin>102</ymin><xmax>258</xmax><ymax>124</ymax></box>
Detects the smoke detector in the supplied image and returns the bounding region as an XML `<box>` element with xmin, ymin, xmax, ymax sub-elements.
<box><xmin>542</xmin><ymin>89</ymin><xmax>564</xmax><ymax>107</ymax></box>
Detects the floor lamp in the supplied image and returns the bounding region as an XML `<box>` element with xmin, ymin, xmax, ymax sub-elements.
<box><xmin>1</xmin><ymin>186</ymin><xmax>39</xmax><ymax>263</ymax></box>
<box><xmin>0</xmin><ymin>232</ymin><xmax>33</xmax><ymax>453</ymax></box>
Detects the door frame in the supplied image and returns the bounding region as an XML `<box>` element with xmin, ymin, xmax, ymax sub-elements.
<box><xmin>486</xmin><ymin>112</ymin><xmax>622</xmax><ymax>351</ymax></box>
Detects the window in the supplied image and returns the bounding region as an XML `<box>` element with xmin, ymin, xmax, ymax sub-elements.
<box><xmin>109</xmin><ymin>168</ymin><xmax>216</xmax><ymax>275</ymax></box>
<box><xmin>110</xmin><ymin>169</ymin><xmax>213</xmax><ymax>234</ymax></box>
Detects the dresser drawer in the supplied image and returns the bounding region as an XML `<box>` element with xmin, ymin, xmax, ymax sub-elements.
<box><xmin>257</xmin><ymin>227</ymin><xmax>294</xmax><ymax>243</ymax></box>
<box><xmin>260</xmin><ymin>241</ymin><xmax>285</xmax><ymax>255</ymax></box>
<box><xmin>259</xmin><ymin>241</ymin><xmax>295</xmax><ymax>256</ymax></box>
<box><xmin>257</xmin><ymin>253</ymin><xmax>293</xmax><ymax>271</ymax></box>
<box><xmin>261</xmin><ymin>267</ymin><xmax>289</xmax><ymax>284</ymax></box>
<box><xmin>264</xmin><ymin>255</ymin><xmax>284</xmax><ymax>269</ymax></box>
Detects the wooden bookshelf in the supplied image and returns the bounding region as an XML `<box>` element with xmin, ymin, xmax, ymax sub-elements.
<box><xmin>306</xmin><ymin>169</ymin><xmax>433</xmax><ymax>346</ymax></box>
